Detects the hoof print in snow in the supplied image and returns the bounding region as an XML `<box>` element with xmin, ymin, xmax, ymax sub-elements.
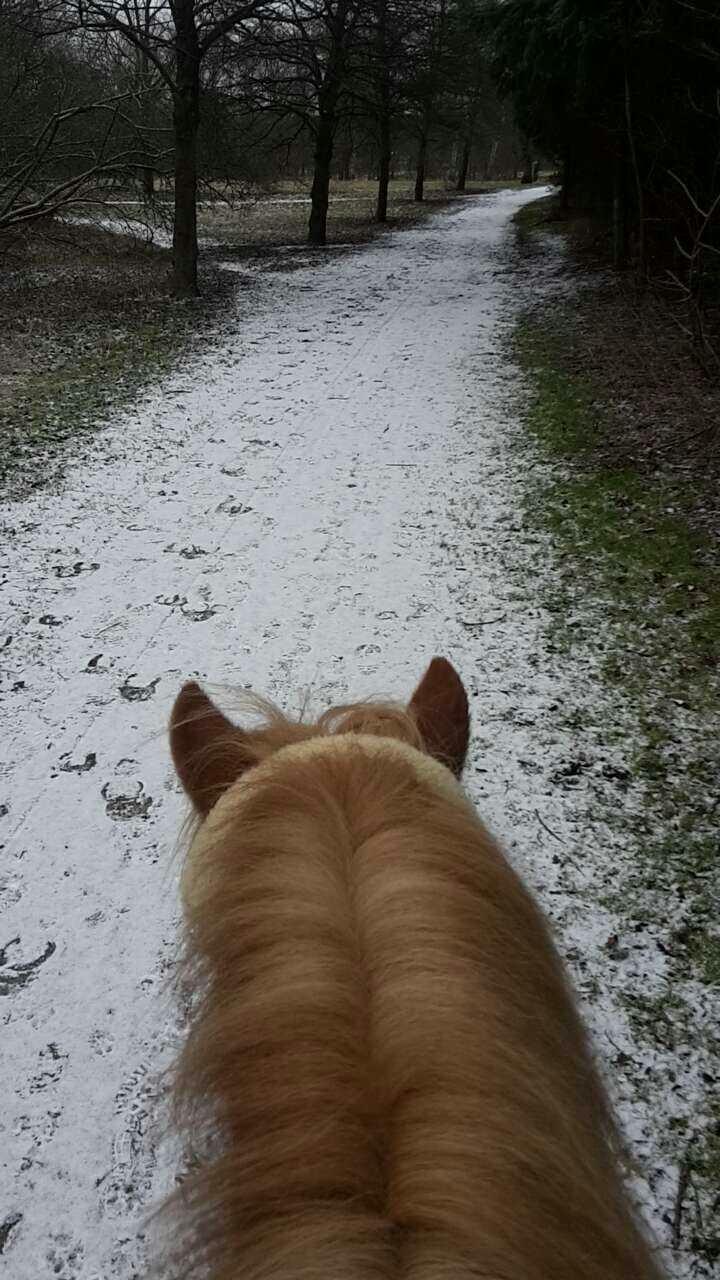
<box><xmin>39</xmin><ymin>614</ymin><xmax>63</xmax><ymax>628</ymax></box>
<box><xmin>45</xmin><ymin>1233</ymin><xmax>84</xmax><ymax>1277</ymax></box>
<box><xmin>221</xmin><ymin>466</ymin><xmax>244</xmax><ymax>477</ymax></box>
<box><xmin>59</xmin><ymin>752</ymin><xmax>96</xmax><ymax>775</ymax></box>
<box><xmin>181</xmin><ymin>604</ymin><xmax>216</xmax><ymax>622</ymax></box>
<box><xmin>30</xmin><ymin>1042</ymin><xmax>68</xmax><ymax>1092</ymax></box>
<box><xmin>119</xmin><ymin>676</ymin><xmax>159</xmax><ymax>702</ymax></box>
<box><xmin>53</xmin><ymin>562</ymin><xmax>99</xmax><ymax>579</ymax></box>
<box><xmin>0</xmin><ymin>939</ymin><xmax>56</xmax><ymax>996</ymax></box>
<box><xmin>216</xmin><ymin>496</ymin><xmax>253</xmax><ymax>516</ymax></box>
<box><xmin>550</xmin><ymin>756</ymin><xmax>591</xmax><ymax>788</ymax></box>
<box><xmin>0</xmin><ymin>1212</ymin><xmax>22</xmax><ymax>1255</ymax></box>
<box><xmin>89</xmin><ymin>1027</ymin><xmax>114</xmax><ymax>1057</ymax></box>
<box><xmin>114</xmin><ymin>757</ymin><xmax>138</xmax><ymax>776</ymax></box>
<box><xmin>84</xmin><ymin>654</ymin><xmax>107</xmax><ymax>673</ymax></box>
<box><xmin>600</xmin><ymin>762</ymin><xmax>632</xmax><ymax>788</ymax></box>
<box><xmin>0</xmin><ymin>804</ymin><xmax>7</xmax><ymax>817</ymax></box>
<box><xmin>179</xmin><ymin>545</ymin><xmax>208</xmax><ymax>559</ymax></box>
<box><xmin>155</xmin><ymin>593</ymin><xmax>187</xmax><ymax>609</ymax></box>
<box><xmin>102</xmin><ymin>781</ymin><xmax>153</xmax><ymax>821</ymax></box>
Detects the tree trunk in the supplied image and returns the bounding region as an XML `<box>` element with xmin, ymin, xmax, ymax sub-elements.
<box><xmin>560</xmin><ymin>146</ymin><xmax>573</xmax><ymax>213</ymax></box>
<box><xmin>337</xmin><ymin>122</ymin><xmax>353</xmax><ymax>180</ymax></box>
<box><xmin>307</xmin><ymin>0</ymin><xmax>351</xmax><ymax>246</ymax></box>
<box><xmin>308</xmin><ymin>110</ymin><xmax>335</xmax><ymax>245</ymax></box>
<box><xmin>376</xmin><ymin>136</ymin><xmax>390</xmax><ymax>222</ymax></box>
<box><xmin>612</xmin><ymin>157</ymin><xmax>629</xmax><ymax>268</ymax></box>
<box><xmin>414</xmin><ymin>133</ymin><xmax>427</xmax><ymax>203</ymax></box>
<box><xmin>456</xmin><ymin>139</ymin><xmax>470</xmax><ymax>192</ymax></box>
<box><xmin>171</xmin><ymin>10</ymin><xmax>200</xmax><ymax>295</ymax></box>
<box><xmin>520</xmin><ymin>136</ymin><xmax>533</xmax><ymax>184</ymax></box>
<box><xmin>142</xmin><ymin>167</ymin><xmax>155</xmax><ymax>199</ymax></box>
<box><xmin>622</xmin><ymin>2</ymin><xmax>645</xmax><ymax>276</ymax></box>
<box><xmin>374</xmin><ymin>0</ymin><xmax>391</xmax><ymax>223</ymax></box>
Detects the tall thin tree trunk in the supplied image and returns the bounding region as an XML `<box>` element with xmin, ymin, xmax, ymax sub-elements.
<box><xmin>376</xmin><ymin>121</ymin><xmax>391</xmax><ymax>222</ymax></box>
<box><xmin>375</xmin><ymin>0</ymin><xmax>391</xmax><ymax>224</ymax></box>
<box><xmin>171</xmin><ymin>7</ymin><xmax>200</xmax><ymax>295</ymax></box>
<box><xmin>520</xmin><ymin>135</ymin><xmax>533</xmax><ymax>184</ymax></box>
<box><xmin>307</xmin><ymin>0</ymin><xmax>350</xmax><ymax>247</ymax></box>
<box><xmin>622</xmin><ymin>2</ymin><xmax>644</xmax><ymax>275</ymax></box>
<box><xmin>560</xmin><ymin>145</ymin><xmax>573</xmax><ymax>212</ymax></box>
<box><xmin>414</xmin><ymin>130</ymin><xmax>427</xmax><ymax>202</ymax></box>
<box><xmin>612</xmin><ymin>156</ymin><xmax>629</xmax><ymax>267</ymax></box>
<box><xmin>456</xmin><ymin>139</ymin><xmax>470</xmax><ymax>192</ymax></box>
<box><xmin>139</xmin><ymin>25</ymin><xmax>154</xmax><ymax>204</ymax></box>
<box><xmin>308</xmin><ymin>110</ymin><xmax>335</xmax><ymax>245</ymax></box>
<box><xmin>413</xmin><ymin>0</ymin><xmax>446</xmax><ymax>205</ymax></box>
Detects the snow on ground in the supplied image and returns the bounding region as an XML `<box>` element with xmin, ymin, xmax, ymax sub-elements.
<box><xmin>61</xmin><ymin>212</ymin><xmax>218</xmax><ymax>251</ymax></box>
<box><xmin>0</xmin><ymin>188</ymin><xmax>691</xmax><ymax>1277</ymax></box>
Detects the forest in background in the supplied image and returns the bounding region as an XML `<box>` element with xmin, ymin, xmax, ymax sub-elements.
<box><xmin>1</xmin><ymin>0</ymin><xmax>526</xmax><ymax>294</ymax></box>
<box><xmin>1</xmin><ymin>0</ymin><xmax>718</xmax><ymax>346</ymax></box>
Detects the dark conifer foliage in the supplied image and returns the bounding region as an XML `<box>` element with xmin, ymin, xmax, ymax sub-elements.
<box><xmin>489</xmin><ymin>0</ymin><xmax>720</xmax><ymax>349</ymax></box>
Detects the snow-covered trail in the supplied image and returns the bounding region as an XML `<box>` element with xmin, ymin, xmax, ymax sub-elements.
<box><xmin>1</xmin><ymin>188</ymin><xmax>670</xmax><ymax>1278</ymax></box>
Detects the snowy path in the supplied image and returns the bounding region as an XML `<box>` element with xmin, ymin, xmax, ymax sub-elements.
<box><xmin>1</xmin><ymin>189</ymin><xmax>679</xmax><ymax>1277</ymax></box>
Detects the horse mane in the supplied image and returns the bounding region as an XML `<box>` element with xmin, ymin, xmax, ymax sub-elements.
<box><xmin>162</xmin><ymin>696</ymin><xmax>665</xmax><ymax>1280</ymax></box>
<box><xmin>173</xmin><ymin>690</ymin><xmax>427</xmax><ymax>842</ymax></box>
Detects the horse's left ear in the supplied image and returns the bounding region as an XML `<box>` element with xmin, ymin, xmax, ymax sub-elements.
<box><xmin>170</xmin><ymin>681</ymin><xmax>251</xmax><ymax>816</ymax></box>
<box><xmin>408</xmin><ymin>657</ymin><xmax>470</xmax><ymax>778</ymax></box>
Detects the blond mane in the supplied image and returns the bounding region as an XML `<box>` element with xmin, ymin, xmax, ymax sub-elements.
<box><xmin>164</xmin><ymin>685</ymin><xmax>665</xmax><ymax>1280</ymax></box>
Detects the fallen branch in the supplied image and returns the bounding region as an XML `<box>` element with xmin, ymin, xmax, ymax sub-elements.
<box><xmin>459</xmin><ymin>613</ymin><xmax>507</xmax><ymax>628</ymax></box>
<box><xmin>535</xmin><ymin>808</ymin><xmax>566</xmax><ymax>845</ymax></box>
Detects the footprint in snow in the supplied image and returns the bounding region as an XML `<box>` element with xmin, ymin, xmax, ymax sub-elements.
<box><xmin>155</xmin><ymin>593</ymin><xmax>187</xmax><ymax>609</ymax></box>
<box><xmin>181</xmin><ymin>604</ymin><xmax>216</xmax><ymax>622</ymax></box>
<box><xmin>101</xmin><ymin>781</ymin><xmax>153</xmax><ymax>821</ymax></box>
<box><xmin>53</xmin><ymin>562</ymin><xmax>99</xmax><ymax>579</ymax></box>
<box><xmin>119</xmin><ymin>676</ymin><xmax>160</xmax><ymax>702</ymax></box>
<box><xmin>30</xmin><ymin>1042</ymin><xmax>68</xmax><ymax>1093</ymax></box>
<box><xmin>84</xmin><ymin>653</ymin><xmax>108</xmax><ymax>674</ymax></box>
<box><xmin>216</xmin><ymin>496</ymin><xmax>253</xmax><ymax>516</ymax></box>
<box><xmin>0</xmin><ymin>1213</ymin><xmax>22</xmax><ymax>1255</ymax></box>
<box><xmin>58</xmin><ymin>752</ymin><xmax>96</xmax><ymax>775</ymax></box>
<box><xmin>0</xmin><ymin>939</ymin><xmax>56</xmax><ymax>996</ymax></box>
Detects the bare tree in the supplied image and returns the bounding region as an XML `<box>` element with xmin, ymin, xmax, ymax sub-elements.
<box><xmin>407</xmin><ymin>0</ymin><xmax>448</xmax><ymax>203</ymax></box>
<box><xmin>0</xmin><ymin>0</ymin><xmax>163</xmax><ymax>234</ymax></box>
<box><xmin>75</xmin><ymin>0</ymin><xmax>269</xmax><ymax>293</ymax></box>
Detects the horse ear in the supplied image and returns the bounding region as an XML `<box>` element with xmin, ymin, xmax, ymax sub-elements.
<box><xmin>408</xmin><ymin>657</ymin><xmax>470</xmax><ymax>778</ymax></box>
<box><xmin>170</xmin><ymin>681</ymin><xmax>250</xmax><ymax>816</ymax></box>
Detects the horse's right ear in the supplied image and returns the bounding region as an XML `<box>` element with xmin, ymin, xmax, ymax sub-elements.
<box><xmin>170</xmin><ymin>682</ymin><xmax>250</xmax><ymax>817</ymax></box>
<box><xmin>408</xmin><ymin>657</ymin><xmax>470</xmax><ymax>778</ymax></box>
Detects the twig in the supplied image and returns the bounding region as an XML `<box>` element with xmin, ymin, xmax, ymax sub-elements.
<box><xmin>535</xmin><ymin>809</ymin><xmax>566</xmax><ymax>845</ymax></box>
<box><xmin>459</xmin><ymin>613</ymin><xmax>507</xmax><ymax>628</ymax></box>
